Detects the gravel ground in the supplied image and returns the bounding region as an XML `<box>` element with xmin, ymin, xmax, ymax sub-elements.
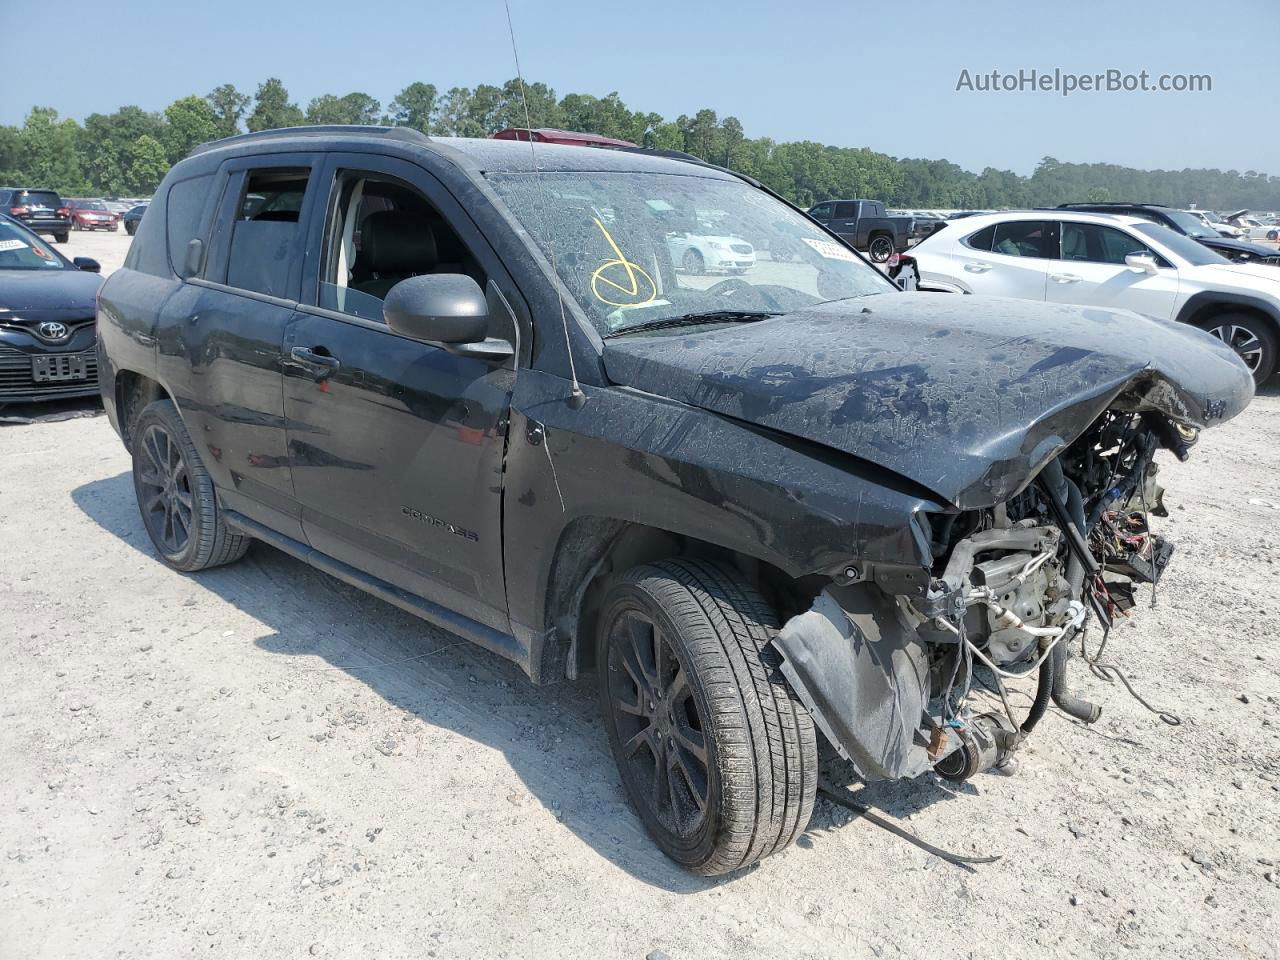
<box><xmin>1</xmin><ymin>231</ymin><xmax>1278</xmax><ymax>959</ymax></box>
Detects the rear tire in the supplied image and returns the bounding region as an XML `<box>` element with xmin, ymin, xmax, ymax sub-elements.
<box><xmin>597</xmin><ymin>558</ymin><xmax>816</xmax><ymax>875</ymax></box>
<box><xmin>1203</xmin><ymin>312</ymin><xmax>1277</xmax><ymax>384</ymax></box>
<box><xmin>130</xmin><ymin>399</ymin><xmax>250</xmax><ymax>572</ymax></box>
<box><xmin>126</xmin><ymin>222</ymin><xmax>137</xmax><ymax>236</ymax></box>
<box><xmin>868</xmin><ymin>234</ymin><xmax>894</xmax><ymax>263</ymax></box>
<box><xmin>54</xmin><ymin>232</ymin><xmax>68</xmax><ymax>244</ymax></box>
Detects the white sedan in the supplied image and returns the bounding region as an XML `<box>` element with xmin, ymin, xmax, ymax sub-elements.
<box><xmin>666</xmin><ymin>230</ymin><xmax>755</xmax><ymax>275</ymax></box>
<box><xmin>894</xmin><ymin>209</ymin><xmax>1280</xmax><ymax>382</ymax></box>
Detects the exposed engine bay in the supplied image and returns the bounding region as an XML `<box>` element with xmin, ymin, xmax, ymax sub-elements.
<box><xmin>775</xmin><ymin>408</ymin><xmax>1194</xmax><ymax>785</ymax></box>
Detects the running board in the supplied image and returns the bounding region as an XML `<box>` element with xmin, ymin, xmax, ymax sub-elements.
<box><xmin>223</xmin><ymin>510</ymin><xmax>528</xmax><ymax>670</ymax></box>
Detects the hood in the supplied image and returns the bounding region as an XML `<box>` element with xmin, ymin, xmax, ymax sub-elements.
<box><xmin>602</xmin><ymin>294</ymin><xmax>1254</xmax><ymax>509</ymax></box>
<box><xmin>1199</xmin><ymin>236</ymin><xmax>1279</xmax><ymax>258</ymax></box>
<box><xmin>0</xmin><ymin>269</ymin><xmax>102</xmax><ymax>313</ymax></box>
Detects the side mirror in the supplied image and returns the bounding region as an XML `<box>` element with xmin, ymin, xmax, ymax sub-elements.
<box><xmin>72</xmin><ymin>257</ymin><xmax>101</xmax><ymax>273</ymax></box>
<box><xmin>1125</xmin><ymin>252</ymin><xmax>1158</xmax><ymax>275</ymax></box>
<box><xmin>384</xmin><ymin>274</ymin><xmax>490</xmax><ymax>345</ymax></box>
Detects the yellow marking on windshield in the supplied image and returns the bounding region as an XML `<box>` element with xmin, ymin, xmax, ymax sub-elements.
<box><xmin>590</xmin><ymin>216</ymin><xmax>657</xmax><ymax>308</ymax></box>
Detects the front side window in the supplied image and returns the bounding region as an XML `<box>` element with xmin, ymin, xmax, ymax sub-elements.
<box><xmin>991</xmin><ymin>220</ymin><xmax>1054</xmax><ymax>258</ymax></box>
<box><xmin>1060</xmin><ymin>222</ymin><xmax>1152</xmax><ymax>264</ymax></box>
<box><xmin>317</xmin><ymin>171</ymin><xmax>486</xmax><ymax>324</ymax></box>
<box><xmin>487</xmin><ymin>171</ymin><xmax>892</xmax><ymax>337</ymax></box>
<box><xmin>225</xmin><ymin>169</ymin><xmax>310</xmax><ymax>297</ymax></box>
<box><xmin>808</xmin><ymin>202</ymin><xmax>833</xmax><ymax>220</ymax></box>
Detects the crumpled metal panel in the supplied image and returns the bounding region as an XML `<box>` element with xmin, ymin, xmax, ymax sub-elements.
<box><xmin>603</xmin><ymin>293</ymin><xmax>1254</xmax><ymax>509</ymax></box>
<box><xmin>774</xmin><ymin>584</ymin><xmax>933</xmax><ymax>781</ymax></box>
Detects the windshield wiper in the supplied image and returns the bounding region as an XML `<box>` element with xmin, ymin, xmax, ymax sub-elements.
<box><xmin>604</xmin><ymin>310</ymin><xmax>780</xmax><ymax>338</ymax></box>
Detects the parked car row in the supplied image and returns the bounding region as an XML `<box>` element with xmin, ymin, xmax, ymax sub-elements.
<box><xmin>890</xmin><ymin>208</ymin><xmax>1280</xmax><ymax>382</ymax></box>
<box><xmin>0</xmin><ymin>186</ymin><xmax>152</xmax><ymax>243</ymax></box>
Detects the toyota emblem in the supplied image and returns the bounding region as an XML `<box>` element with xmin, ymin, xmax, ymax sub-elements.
<box><xmin>38</xmin><ymin>321</ymin><xmax>69</xmax><ymax>340</ymax></box>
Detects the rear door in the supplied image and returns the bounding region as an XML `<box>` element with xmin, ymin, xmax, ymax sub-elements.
<box><xmin>827</xmin><ymin>201</ymin><xmax>860</xmax><ymax>244</ymax></box>
<box><xmin>282</xmin><ymin>151</ymin><xmax>520</xmax><ymax>635</ymax></box>
<box><xmin>158</xmin><ymin>154</ymin><xmax>322</xmax><ymax>541</ymax></box>
<box><xmin>1046</xmin><ymin>220</ymin><xmax>1180</xmax><ymax>319</ymax></box>
<box><xmin>952</xmin><ymin>219</ymin><xmax>1056</xmax><ymax>300</ymax></box>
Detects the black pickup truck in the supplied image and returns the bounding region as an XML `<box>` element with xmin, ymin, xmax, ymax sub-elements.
<box><xmin>806</xmin><ymin>199</ymin><xmax>912</xmax><ymax>262</ymax></box>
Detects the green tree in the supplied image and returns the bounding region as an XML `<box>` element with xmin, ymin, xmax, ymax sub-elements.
<box><xmin>304</xmin><ymin>92</ymin><xmax>381</xmax><ymax>126</ymax></box>
<box><xmin>246</xmin><ymin>78</ymin><xmax>304</xmax><ymax>132</ymax></box>
<box><xmin>79</xmin><ymin>106</ymin><xmax>166</xmax><ymax>195</ymax></box>
<box><xmin>386</xmin><ymin>82</ymin><xmax>437</xmax><ymax>133</ymax></box>
<box><xmin>206</xmin><ymin>84</ymin><xmax>251</xmax><ymax>139</ymax></box>
<box><xmin>163</xmin><ymin>95</ymin><xmax>220</xmax><ymax>164</ymax></box>
<box><xmin>125</xmin><ymin>134</ymin><xmax>169</xmax><ymax>195</ymax></box>
<box><xmin>19</xmin><ymin>108</ymin><xmax>88</xmax><ymax>195</ymax></box>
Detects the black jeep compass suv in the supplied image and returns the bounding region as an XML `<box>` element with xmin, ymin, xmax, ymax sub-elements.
<box><xmin>96</xmin><ymin>125</ymin><xmax>1253</xmax><ymax>875</ymax></box>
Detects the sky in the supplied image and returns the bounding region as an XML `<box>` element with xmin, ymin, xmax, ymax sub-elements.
<box><xmin>2</xmin><ymin>0</ymin><xmax>1276</xmax><ymax>176</ymax></box>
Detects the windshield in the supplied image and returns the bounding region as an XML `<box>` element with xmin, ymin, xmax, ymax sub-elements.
<box><xmin>0</xmin><ymin>220</ymin><xmax>67</xmax><ymax>270</ymax></box>
<box><xmin>486</xmin><ymin>171</ymin><xmax>893</xmax><ymax>336</ymax></box>
<box><xmin>1157</xmin><ymin>209</ymin><xmax>1215</xmax><ymax>238</ymax></box>
<box><xmin>1134</xmin><ymin>223</ymin><xmax>1228</xmax><ymax>266</ymax></box>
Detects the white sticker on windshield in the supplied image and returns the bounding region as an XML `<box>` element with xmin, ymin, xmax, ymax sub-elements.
<box><xmin>801</xmin><ymin>237</ymin><xmax>859</xmax><ymax>263</ymax></box>
<box><xmin>0</xmin><ymin>238</ymin><xmax>29</xmax><ymax>252</ymax></box>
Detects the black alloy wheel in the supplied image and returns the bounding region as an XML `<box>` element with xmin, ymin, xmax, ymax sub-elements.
<box><xmin>604</xmin><ymin>606</ymin><xmax>711</xmax><ymax>839</ymax></box>
<box><xmin>136</xmin><ymin>422</ymin><xmax>194</xmax><ymax>556</ymax></box>
<box><xmin>868</xmin><ymin>234</ymin><xmax>894</xmax><ymax>263</ymax></box>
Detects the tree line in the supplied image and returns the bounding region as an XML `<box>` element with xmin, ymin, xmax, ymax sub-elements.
<box><xmin>2</xmin><ymin>77</ymin><xmax>1278</xmax><ymax>211</ymax></box>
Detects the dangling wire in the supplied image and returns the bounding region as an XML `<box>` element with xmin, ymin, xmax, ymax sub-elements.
<box><xmin>502</xmin><ymin>0</ymin><xmax>585</xmax><ymax>407</ymax></box>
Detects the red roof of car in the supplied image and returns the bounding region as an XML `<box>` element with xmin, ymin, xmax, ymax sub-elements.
<box><xmin>492</xmin><ymin>128</ymin><xmax>638</xmax><ymax>149</ymax></box>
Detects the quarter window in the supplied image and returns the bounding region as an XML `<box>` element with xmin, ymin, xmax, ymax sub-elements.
<box><xmin>963</xmin><ymin>224</ymin><xmax>996</xmax><ymax>251</ymax></box>
<box><xmin>166</xmin><ymin>174</ymin><xmax>214</xmax><ymax>276</ymax></box>
<box><xmin>225</xmin><ymin>168</ymin><xmax>311</xmax><ymax>298</ymax></box>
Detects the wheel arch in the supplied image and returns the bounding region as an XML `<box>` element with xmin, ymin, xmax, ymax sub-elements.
<box><xmin>536</xmin><ymin>516</ymin><xmax>819</xmax><ymax>683</ymax></box>
<box><xmin>114</xmin><ymin>369</ymin><xmax>173</xmax><ymax>450</ymax></box>
<box><xmin>1176</xmin><ymin>291</ymin><xmax>1280</xmax><ymax>337</ymax></box>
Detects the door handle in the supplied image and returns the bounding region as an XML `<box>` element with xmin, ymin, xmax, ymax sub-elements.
<box><xmin>286</xmin><ymin>346</ymin><xmax>341</xmax><ymax>378</ymax></box>
<box><xmin>1049</xmin><ymin>273</ymin><xmax>1082</xmax><ymax>284</ymax></box>
<box><xmin>963</xmin><ymin>261</ymin><xmax>992</xmax><ymax>273</ymax></box>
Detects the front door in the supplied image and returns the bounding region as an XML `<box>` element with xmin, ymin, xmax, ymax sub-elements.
<box><xmin>283</xmin><ymin>153</ymin><xmax>519</xmax><ymax>633</ymax></box>
<box><xmin>1046</xmin><ymin>220</ymin><xmax>1180</xmax><ymax>320</ymax></box>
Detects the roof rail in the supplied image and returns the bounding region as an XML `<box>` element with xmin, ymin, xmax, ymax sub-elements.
<box><xmin>191</xmin><ymin>124</ymin><xmax>431</xmax><ymax>156</ymax></box>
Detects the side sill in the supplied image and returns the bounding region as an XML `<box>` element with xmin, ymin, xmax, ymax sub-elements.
<box><xmin>223</xmin><ymin>510</ymin><xmax>530</xmax><ymax>672</ymax></box>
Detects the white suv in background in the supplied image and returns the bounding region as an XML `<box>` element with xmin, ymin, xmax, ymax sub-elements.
<box><xmin>896</xmin><ymin>210</ymin><xmax>1280</xmax><ymax>382</ymax></box>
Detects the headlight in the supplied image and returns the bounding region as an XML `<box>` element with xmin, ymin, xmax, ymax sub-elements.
<box><xmin>708</xmin><ymin>241</ymin><xmax>728</xmax><ymax>251</ymax></box>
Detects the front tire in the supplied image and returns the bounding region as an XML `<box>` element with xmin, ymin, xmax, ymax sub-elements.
<box><xmin>597</xmin><ymin>559</ymin><xmax>816</xmax><ymax>875</ymax></box>
<box><xmin>682</xmin><ymin>249</ymin><xmax>705</xmax><ymax>276</ymax></box>
<box><xmin>131</xmin><ymin>399</ymin><xmax>250</xmax><ymax>572</ymax></box>
<box><xmin>1204</xmin><ymin>312</ymin><xmax>1277</xmax><ymax>384</ymax></box>
<box><xmin>54</xmin><ymin>231</ymin><xmax>69</xmax><ymax>244</ymax></box>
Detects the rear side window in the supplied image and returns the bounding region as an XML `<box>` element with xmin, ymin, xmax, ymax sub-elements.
<box><xmin>991</xmin><ymin>220</ymin><xmax>1055</xmax><ymax>258</ymax></box>
<box><xmin>833</xmin><ymin>202</ymin><xmax>857</xmax><ymax>219</ymax></box>
<box><xmin>226</xmin><ymin>169</ymin><xmax>310</xmax><ymax>298</ymax></box>
<box><xmin>166</xmin><ymin>174</ymin><xmax>214</xmax><ymax>276</ymax></box>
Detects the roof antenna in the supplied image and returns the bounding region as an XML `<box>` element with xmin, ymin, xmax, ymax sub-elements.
<box><xmin>503</xmin><ymin>0</ymin><xmax>586</xmax><ymax>410</ymax></box>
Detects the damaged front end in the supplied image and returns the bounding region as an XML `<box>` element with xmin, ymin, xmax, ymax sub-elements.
<box><xmin>775</xmin><ymin>407</ymin><xmax>1194</xmax><ymax>784</ymax></box>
